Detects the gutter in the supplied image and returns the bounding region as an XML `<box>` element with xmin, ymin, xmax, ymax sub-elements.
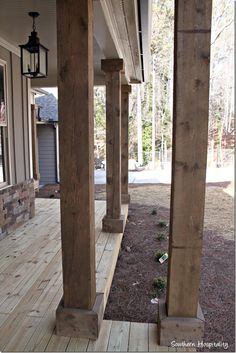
<box><xmin>137</xmin><ymin>0</ymin><xmax>145</xmax><ymax>82</ymax></box>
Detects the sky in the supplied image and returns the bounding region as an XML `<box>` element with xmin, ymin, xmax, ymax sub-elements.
<box><xmin>42</xmin><ymin>87</ymin><xmax>58</xmax><ymax>99</ymax></box>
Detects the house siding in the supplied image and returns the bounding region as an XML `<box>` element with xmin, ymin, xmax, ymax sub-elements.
<box><xmin>0</xmin><ymin>45</ymin><xmax>32</xmax><ymax>185</ymax></box>
<box><xmin>0</xmin><ymin>45</ymin><xmax>34</xmax><ymax>238</ymax></box>
<box><xmin>38</xmin><ymin>124</ymin><xmax>57</xmax><ymax>185</ymax></box>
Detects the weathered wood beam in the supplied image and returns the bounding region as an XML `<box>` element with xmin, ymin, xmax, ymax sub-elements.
<box><xmin>31</xmin><ymin>104</ymin><xmax>40</xmax><ymax>184</ymax></box>
<box><xmin>101</xmin><ymin>59</ymin><xmax>125</xmax><ymax>233</ymax></box>
<box><xmin>56</xmin><ymin>0</ymin><xmax>103</xmax><ymax>339</ymax></box>
<box><xmin>121</xmin><ymin>84</ymin><xmax>132</xmax><ymax>204</ymax></box>
<box><xmin>158</xmin><ymin>0</ymin><xmax>212</xmax><ymax>346</ymax></box>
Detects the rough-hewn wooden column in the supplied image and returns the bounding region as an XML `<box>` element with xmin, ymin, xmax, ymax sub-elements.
<box><xmin>31</xmin><ymin>104</ymin><xmax>40</xmax><ymax>183</ymax></box>
<box><xmin>121</xmin><ymin>84</ymin><xmax>131</xmax><ymax>204</ymax></box>
<box><xmin>101</xmin><ymin>59</ymin><xmax>125</xmax><ymax>233</ymax></box>
<box><xmin>56</xmin><ymin>0</ymin><xmax>103</xmax><ymax>339</ymax></box>
<box><xmin>158</xmin><ymin>0</ymin><xmax>212</xmax><ymax>346</ymax></box>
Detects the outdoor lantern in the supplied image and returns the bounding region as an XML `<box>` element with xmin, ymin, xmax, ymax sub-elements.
<box><xmin>19</xmin><ymin>12</ymin><xmax>49</xmax><ymax>78</ymax></box>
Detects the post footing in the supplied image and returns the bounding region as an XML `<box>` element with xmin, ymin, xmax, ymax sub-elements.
<box><xmin>157</xmin><ymin>299</ymin><xmax>205</xmax><ymax>347</ymax></box>
<box><xmin>102</xmin><ymin>215</ymin><xmax>125</xmax><ymax>233</ymax></box>
<box><xmin>56</xmin><ymin>293</ymin><xmax>104</xmax><ymax>339</ymax></box>
<box><xmin>121</xmin><ymin>193</ymin><xmax>131</xmax><ymax>204</ymax></box>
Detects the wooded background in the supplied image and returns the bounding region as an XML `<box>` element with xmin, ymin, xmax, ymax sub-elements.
<box><xmin>94</xmin><ymin>0</ymin><xmax>234</xmax><ymax>168</ymax></box>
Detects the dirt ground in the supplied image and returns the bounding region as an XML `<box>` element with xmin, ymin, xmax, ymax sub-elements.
<box><xmin>37</xmin><ymin>182</ymin><xmax>235</xmax><ymax>352</ymax></box>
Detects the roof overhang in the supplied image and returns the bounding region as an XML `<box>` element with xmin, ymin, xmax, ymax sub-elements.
<box><xmin>0</xmin><ymin>0</ymin><xmax>151</xmax><ymax>87</ymax></box>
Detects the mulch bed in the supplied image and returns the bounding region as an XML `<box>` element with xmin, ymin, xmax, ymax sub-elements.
<box><xmin>37</xmin><ymin>182</ymin><xmax>235</xmax><ymax>352</ymax></box>
<box><xmin>104</xmin><ymin>203</ymin><xmax>235</xmax><ymax>352</ymax></box>
<box><xmin>104</xmin><ymin>203</ymin><xmax>169</xmax><ymax>323</ymax></box>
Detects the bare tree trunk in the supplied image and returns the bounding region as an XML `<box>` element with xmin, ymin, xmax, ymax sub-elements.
<box><xmin>152</xmin><ymin>56</ymin><xmax>156</xmax><ymax>169</ymax></box>
<box><xmin>137</xmin><ymin>85</ymin><xmax>143</xmax><ymax>166</ymax></box>
<box><xmin>161</xmin><ymin>133</ymin><xmax>164</xmax><ymax>169</ymax></box>
<box><xmin>164</xmin><ymin>139</ymin><xmax>168</xmax><ymax>164</ymax></box>
<box><xmin>210</xmin><ymin>138</ymin><xmax>214</xmax><ymax>166</ymax></box>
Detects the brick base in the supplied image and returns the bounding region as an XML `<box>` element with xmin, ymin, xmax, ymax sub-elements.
<box><xmin>0</xmin><ymin>179</ymin><xmax>35</xmax><ymax>240</ymax></box>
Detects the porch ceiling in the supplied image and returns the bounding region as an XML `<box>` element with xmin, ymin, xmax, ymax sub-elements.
<box><xmin>0</xmin><ymin>0</ymin><xmax>151</xmax><ymax>87</ymax></box>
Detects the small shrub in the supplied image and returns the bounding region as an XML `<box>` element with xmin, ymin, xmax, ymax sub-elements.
<box><xmin>155</xmin><ymin>251</ymin><xmax>166</xmax><ymax>262</ymax></box>
<box><xmin>157</xmin><ymin>220</ymin><xmax>167</xmax><ymax>227</ymax></box>
<box><xmin>153</xmin><ymin>277</ymin><xmax>167</xmax><ymax>292</ymax></box>
<box><xmin>156</xmin><ymin>233</ymin><xmax>165</xmax><ymax>241</ymax></box>
<box><xmin>151</xmin><ymin>209</ymin><xmax>157</xmax><ymax>215</ymax></box>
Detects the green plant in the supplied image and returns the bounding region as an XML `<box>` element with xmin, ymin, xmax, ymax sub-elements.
<box><xmin>157</xmin><ymin>220</ymin><xmax>167</xmax><ymax>227</ymax></box>
<box><xmin>151</xmin><ymin>209</ymin><xmax>157</xmax><ymax>215</ymax></box>
<box><xmin>152</xmin><ymin>277</ymin><xmax>167</xmax><ymax>292</ymax></box>
<box><xmin>155</xmin><ymin>251</ymin><xmax>166</xmax><ymax>262</ymax></box>
<box><xmin>156</xmin><ymin>233</ymin><xmax>165</xmax><ymax>241</ymax></box>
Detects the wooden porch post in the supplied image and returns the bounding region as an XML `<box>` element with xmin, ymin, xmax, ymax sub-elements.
<box><xmin>31</xmin><ymin>104</ymin><xmax>40</xmax><ymax>183</ymax></box>
<box><xmin>158</xmin><ymin>0</ymin><xmax>212</xmax><ymax>346</ymax></box>
<box><xmin>121</xmin><ymin>84</ymin><xmax>132</xmax><ymax>204</ymax></box>
<box><xmin>56</xmin><ymin>0</ymin><xmax>103</xmax><ymax>339</ymax></box>
<box><xmin>101</xmin><ymin>59</ymin><xmax>125</xmax><ymax>233</ymax></box>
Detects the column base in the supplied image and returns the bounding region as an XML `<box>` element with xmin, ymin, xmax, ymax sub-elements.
<box><xmin>56</xmin><ymin>293</ymin><xmax>104</xmax><ymax>339</ymax></box>
<box><xmin>157</xmin><ymin>299</ymin><xmax>205</xmax><ymax>347</ymax></box>
<box><xmin>121</xmin><ymin>193</ymin><xmax>131</xmax><ymax>204</ymax></box>
<box><xmin>102</xmin><ymin>214</ymin><xmax>125</xmax><ymax>233</ymax></box>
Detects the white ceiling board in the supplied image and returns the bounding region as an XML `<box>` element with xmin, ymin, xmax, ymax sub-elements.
<box><xmin>0</xmin><ymin>0</ymin><xmax>149</xmax><ymax>87</ymax></box>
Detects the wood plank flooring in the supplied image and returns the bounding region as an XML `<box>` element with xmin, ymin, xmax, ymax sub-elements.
<box><xmin>0</xmin><ymin>199</ymin><xmax>190</xmax><ymax>351</ymax></box>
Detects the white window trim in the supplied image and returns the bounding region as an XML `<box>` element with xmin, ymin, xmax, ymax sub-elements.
<box><xmin>0</xmin><ymin>58</ymin><xmax>12</xmax><ymax>187</ymax></box>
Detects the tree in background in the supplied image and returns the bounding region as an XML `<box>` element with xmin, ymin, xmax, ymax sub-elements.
<box><xmin>94</xmin><ymin>87</ymin><xmax>106</xmax><ymax>160</ymax></box>
<box><xmin>94</xmin><ymin>0</ymin><xmax>234</xmax><ymax>169</ymax></box>
<box><xmin>209</xmin><ymin>0</ymin><xmax>234</xmax><ymax>167</ymax></box>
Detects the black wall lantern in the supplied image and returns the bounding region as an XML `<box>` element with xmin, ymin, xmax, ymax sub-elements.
<box><xmin>19</xmin><ymin>12</ymin><xmax>49</xmax><ymax>78</ymax></box>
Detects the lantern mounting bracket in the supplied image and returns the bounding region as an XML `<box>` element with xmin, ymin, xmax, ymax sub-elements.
<box><xmin>28</xmin><ymin>12</ymin><xmax>40</xmax><ymax>32</ymax></box>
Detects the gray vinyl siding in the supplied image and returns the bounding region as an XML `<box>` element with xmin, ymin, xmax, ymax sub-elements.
<box><xmin>38</xmin><ymin>124</ymin><xmax>57</xmax><ymax>185</ymax></box>
<box><xmin>0</xmin><ymin>45</ymin><xmax>31</xmax><ymax>186</ymax></box>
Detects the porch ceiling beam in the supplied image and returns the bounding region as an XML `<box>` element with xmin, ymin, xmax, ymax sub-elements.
<box><xmin>158</xmin><ymin>0</ymin><xmax>212</xmax><ymax>346</ymax></box>
<box><xmin>56</xmin><ymin>0</ymin><xmax>103</xmax><ymax>339</ymax></box>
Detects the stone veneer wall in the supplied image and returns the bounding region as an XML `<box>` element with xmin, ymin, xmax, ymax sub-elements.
<box><xmin>0</xmin><ymin>179</ymin><xmax>35</xmax><ymax>240</ymax></box>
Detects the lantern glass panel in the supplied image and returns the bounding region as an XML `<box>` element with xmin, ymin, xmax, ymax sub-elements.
<box><xmin>22</xmin><ymin>48</ymin><xmax>31</xmax><ymax>75</ymax></box>
<box><xmin>39</xmin><ymin>46</ymin><xmax>47</xmax><ymax>76</ymax></box>
<box><xmin>22</xmin><ymin>47</ymin><xmax>39</xmax><ymax>78</ymax></box>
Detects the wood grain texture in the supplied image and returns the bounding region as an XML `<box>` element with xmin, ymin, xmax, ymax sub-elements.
<box><xmin>101</xmin><ymin>59</ymin><xmax>123</xmax><ymax>222</ymax></box>
<box><xmin>107</xmin><ymin>321</ymin><xmax>130</xmax><ymax>352</ymax></box>
<box><xmin>56</xmin><ymin>294</ymin><xmax>104</xmax><ymax>339</ymax></box>
<box><xmin>57</xmin><ymin>0</ymin><xmax>96</xmax><ymax>310</ymax></box>
<box><xmin>148</xmin><ymin>323</ymin><xmax>168</xmax><ymax>352</ymax></box>
<box><xmin>31</xmin><ymin>104</ymin><xmax>40</xmax><ymax>182</ymax></box>
<box><xmin>167</xmin><ymin>0</ymin><xmax>213</xmax><ymax>317</ymax></box>
<box><xmin>129</xmin><ymin>322</ymin><xmax>149</xmax><ymax>352</ymax></box>
<box><xmin>121</xmin><ymin>85</ymin><xmax>131</xmax><ymax>202</ymax></box>
<box><xmin>158</xmin><ymin>299</ymin><xmax>204</xmax><ymax>347</ymax></box>
<box><xmin>0</xmin><ymin>200</ymin><xmax>127</xmax><ymax>349</ymax></box>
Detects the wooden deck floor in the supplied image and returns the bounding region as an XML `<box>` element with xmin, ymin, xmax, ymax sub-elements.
<box><xmin>0</xmin><ymin>199</ymin><xmax>191</xmax><ymax>352</ymax></box>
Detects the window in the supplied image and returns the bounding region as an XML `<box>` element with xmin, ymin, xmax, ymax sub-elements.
<box><xmin>0</xmin><ymin>63</ymin><xmax>8</xmax><ymax>185</ymax></box>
